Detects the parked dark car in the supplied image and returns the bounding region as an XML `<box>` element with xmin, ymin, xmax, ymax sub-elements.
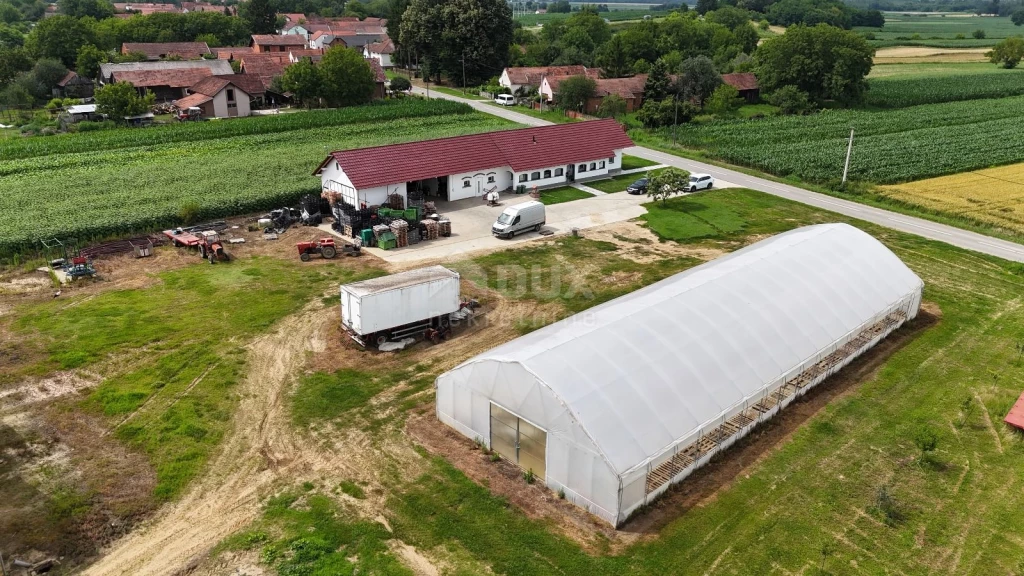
<box><xmin>626</xmin><ymin>178</ymin><xmax>648</xmax><ymax>195</ymax></box>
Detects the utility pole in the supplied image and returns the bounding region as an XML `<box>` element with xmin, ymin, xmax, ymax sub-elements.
<box><xmin>462</xmin><ymin>51</ymin><xmax>467</xmax><ymax>96</ymax></box>
<box><xmin>841</xmin><ymin>127</ymin><xmax>854</xmax><ymax>186</ymax></box>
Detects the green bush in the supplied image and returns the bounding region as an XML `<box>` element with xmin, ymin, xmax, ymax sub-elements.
<box><xmin>765</xmin><ymin>85</ymin><xmax>811</xmax><ymax>115</ymax></box>
<box><xmin>973</xmin><ymin>29</ymin><xmax>986</xmax><ymax>39</ymax></box>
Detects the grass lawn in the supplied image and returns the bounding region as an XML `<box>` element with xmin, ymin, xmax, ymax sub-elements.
<box><xmin>10</xmin><ymin>257</ymin><xmax>381</xmax><ymax>500</ymax></box>
<box><xmin>385</xmin><ymin>188</ymin><xmax>1024</xmax><ymax>574</ymax></box>
<box><xmin>538</xmin><ymin>185</ymin><xmax>593</xmax><ymax>205</ymax></box>
<box><xmin>483</xmin><ymin>102</ymin><xmax>579</xmax><ymax>124</ymax></box>
<box><xmin>424</xmin><ymin>84</ymin><xmax>488</xmax><ymax>100</ymax></box>
<box><xmin>620</xmin><ymin>154</ymin><xmax>659</xmax><ymax>171</ymax></box>
<box><xmin>586</xmin><ymin>168</ymin><xmax>664</xmax><ymax>193</ymax></box>
<box><xmin>736</xmin><ymin>103</ymin><xmax>779</xmax><ymax>118</ymax></box>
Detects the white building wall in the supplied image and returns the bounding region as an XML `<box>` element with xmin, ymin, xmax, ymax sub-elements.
<box><xmin>320</xmin><ymin>160</ymin><xmax>406</xmax><ymax>207</ymax></box>
<box><xmin>448</xmin><ymin>166</ymin><xmax>512</xmax><ymax>201</ymax></box>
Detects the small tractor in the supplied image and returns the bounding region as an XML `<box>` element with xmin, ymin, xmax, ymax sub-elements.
<box><xmin>176</xmin><ymin>107</ymin><xmax>202</xmax><ymax>121</ymax></box>
<box><xmin>296</xmin><ymin>238</ymin><xmax>338</xmax><ymax>261</ymax></box>
<box><xmin>197</xmin><ymin>230</ymin><xmax>228</xmax><ymax>263</ymax></box>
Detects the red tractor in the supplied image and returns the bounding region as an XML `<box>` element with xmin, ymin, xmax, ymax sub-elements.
<box><xmin>197</xmin><ymin>230</ymin><xmax>228</xmax><ymax>264</ymax></box>
<box><xmin>296</xmin><ymin>238</ymin><xmax>338</xmax><ymax>261</ymax></box>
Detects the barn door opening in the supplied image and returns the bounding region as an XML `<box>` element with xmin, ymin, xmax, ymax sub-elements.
<box><xmin>490</xmin><ymin>403</ymin><xmax>546</xmax><ymax>479</ymax></box>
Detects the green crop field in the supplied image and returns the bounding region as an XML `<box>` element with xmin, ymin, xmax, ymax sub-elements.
<box><xmin>0</xmin><ymin>101</ymin><xmax>513</xmax><ymax>257</ymax></box>
<box><xmin>866</xmin><ymin>65</ymin><xmax>1024</xmax><ymax>107</ymax></box>
<box><xmin>633</xmin><ymin>95</ymin><xmax>1024</xmax><ymax>185</ymax></box>
<box><xmin>516</xmin><ymin>8</ymin><xmax>659</xmax><ymax>26</ymax></box>
<box><xmin>857</xmin><ymin>13</ymin><xmax>1020</xmax><ymax>47</ymax></box>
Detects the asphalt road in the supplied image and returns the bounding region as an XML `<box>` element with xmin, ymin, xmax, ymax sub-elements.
<box><xmin>413</xmin><ymin>86</ymin><xmax>1024</xmax><ymax>264</ymax></box>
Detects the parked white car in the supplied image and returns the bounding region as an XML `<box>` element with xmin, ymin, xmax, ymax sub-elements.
<box><xmin>495</xmin><ymin>94</ymin><xmax>516</xmax><ymax>106</ymax></box>
<box><xmin>688</xmin><ymin>173</ymin><xmax>715</xmax><ymax>192</ymax></box>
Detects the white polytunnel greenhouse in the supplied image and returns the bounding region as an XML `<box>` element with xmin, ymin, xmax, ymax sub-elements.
<box><xmin>435</xmin><ymin>223</ymin><xmax>924</xmax><ymax>527</ymax></box>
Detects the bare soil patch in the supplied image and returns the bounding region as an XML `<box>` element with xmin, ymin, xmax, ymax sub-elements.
<box><xmin>407</xmin><ymin>304</ymin><xmax>940</xmax><ymax>552</ymax></box>
<box><xmin>874</xmin><ymin>47</ymin><xmax>990</xmax><ymax>64</ymax></box>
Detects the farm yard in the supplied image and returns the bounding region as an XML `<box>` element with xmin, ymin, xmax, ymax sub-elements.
<box><xmin>4</xmin><ymin>185</ymin><xmax>1024</xmax><ymax>575</ymax></box>
<box><xmin>0</xmin><ymin>100</ymin><xmax>512</xmax><ymax>259</ymax></box>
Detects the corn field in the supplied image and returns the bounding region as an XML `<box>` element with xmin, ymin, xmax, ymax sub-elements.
<box><xmin>0</xmin><ymin>105</ymin><xmax>511</xmax><ymax>257</ymax></box>
<box><xmin>865</xmin><ymin>71</ymin><xmax>1024</xmax><ymax>108</ymax></box>
<box><xmin>637</xmin><ymin>95</ymin><xmax>1024</xmax><ymax>185</ymax></box>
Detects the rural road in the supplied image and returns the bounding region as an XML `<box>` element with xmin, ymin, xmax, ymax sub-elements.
<box><xmin>414</xmin><ymin>87</ymin><xmax>1024</xmax><ymax>264</ymax></box>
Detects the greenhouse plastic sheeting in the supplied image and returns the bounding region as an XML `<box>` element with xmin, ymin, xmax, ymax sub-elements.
<box><xmin>435</xmin><ymin>223</ymin><xmax>924</xmax><ymax>526</ymax></box>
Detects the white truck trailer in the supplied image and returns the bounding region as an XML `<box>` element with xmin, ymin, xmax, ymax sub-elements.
<box><xmin>340</xmin><ymin>266</ymin><xmax>462</xmax><ymax>348</ymax></box>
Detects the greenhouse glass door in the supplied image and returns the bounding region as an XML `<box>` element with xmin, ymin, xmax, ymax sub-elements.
<box><xmin>490</xmin><ymin>403</ymin><xmax>546</xmax><ymax>479</ymax></box>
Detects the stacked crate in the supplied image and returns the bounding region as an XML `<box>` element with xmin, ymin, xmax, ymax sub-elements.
<box><xmin>372</xmin><ymin>224</ymin><xmax>391</xmax><ymax>241</ymax></box>
<box><xmin>421</xmin><ymin>220</ymin><xmax>439</xmax><ymax>240</ymax></box>
<box><xmin>387</xmin><ymin>194</ymin><xmax>404</xmax><ymax>210</ymax></box>
<box><xmin>390</xmin><ymin>220</ymin><xmax>409</xmax><ymax>248</ymax></box>
<box><xmin>438</xmin><ymin>218</ymin><xmax>452</xmax><ymax>237</ymax></box>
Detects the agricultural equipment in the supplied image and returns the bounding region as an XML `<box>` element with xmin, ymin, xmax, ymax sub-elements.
<box><xmin>296</xmin><ymin>238</ymin><xmax>337</xmax><ymax>261</ymax></box>
<box><xmin>176</xmin><ymin>107</ymin><xmax>203</xmax><ymax>121</ymax></box>
<box><xmin>65</xmin><ymin>255</ymin><xmax>96</xmax><ymax>279</ymax></box>
<box><xmin>197</xmin><ymin>230</ymin><xmax>227</xmax><ymax>263</ymax></box>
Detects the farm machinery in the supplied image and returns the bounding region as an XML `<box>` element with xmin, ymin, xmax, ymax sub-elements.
<box><xmin>197</xmin><ymin>230</ymin><xmax>228</xmax><ymax>263</ymax></box>
<box><xmin>296</xmin><ymin>238</ymin><xmax>360</xmax><ymax>261</ymax></box>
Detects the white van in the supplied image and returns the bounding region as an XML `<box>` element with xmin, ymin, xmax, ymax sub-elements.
<box><xmin>492</xmin><ymin>201</ymin><xmax>545</xmax><ymax>239</ymax></box>
<box><xmin>495</xmin><ymin>94</ymin><xmax>515</xmax><ymax>106</ymax></box>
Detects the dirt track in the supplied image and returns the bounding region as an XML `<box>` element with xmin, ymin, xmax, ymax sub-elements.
<box><xmin>81</xmin><ymin>304</ymin><xmax>341</xmax><ymax>576</ymax></box>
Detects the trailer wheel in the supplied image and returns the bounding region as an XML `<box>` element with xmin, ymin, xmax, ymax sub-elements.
<box><xmin>375</xmin><ymin>334</ymin><xmax>388</xmax><ymax>348</ymax></box>
<box><xmin>321</xmin><ymin>245</ymin><xmax>337</xmax><ymax>259</ymax></box>
<box><xmin>300</xmin><ymin>252</ymin><xmax>311</xmax><ymax>262</ymax></box>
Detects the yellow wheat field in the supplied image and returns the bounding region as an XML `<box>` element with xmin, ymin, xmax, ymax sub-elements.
<box><xmin>879</xmin><ymin>163</ymin><xmax>1024</xmax><ymax>234</ymax></box>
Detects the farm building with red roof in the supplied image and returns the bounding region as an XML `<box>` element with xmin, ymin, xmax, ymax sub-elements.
<box><xmin>121</xmin><ymin>42</ymin><xmax>211</xmax><ymax>60</ymax></box>
<box><xmin>314</xmin><ymin>119</ymin><xmax>634</xmax><ymax>207</ymax></box>
<box><xmin>721</xmin><ymin>73</ymin><xmax>759</xmax><ymax>102</ymax></box>
<box><xmin>174</xmin><ymin>75</ymin><xmax>259</xmax><ymax>118</ymax></box>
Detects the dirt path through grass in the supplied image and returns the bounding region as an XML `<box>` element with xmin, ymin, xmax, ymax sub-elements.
<box><xmin>82</xmin><ymin>304</ymin><xmax>338</xmax><ymax>576</ymax></box>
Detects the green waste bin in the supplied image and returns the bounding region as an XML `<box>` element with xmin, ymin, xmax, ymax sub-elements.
<box><xmin>360</xmin><ymin>229</ymin><xmax>374</xmax><ymax>246</ymax></box>
<box><xmin>378</xmin><ymin>231</ymin><xmax>397</xmax><ymax>250</ymax></box>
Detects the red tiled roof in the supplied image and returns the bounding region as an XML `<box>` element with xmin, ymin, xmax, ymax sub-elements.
<box><xmin>366</xmin><ymin>58</ymin><xmax>386</xmax><ymax>83</ymax></box>
<box><xmin>365</xmin><ymin>37</ymin><xmax>394</xmax><ymax>54</ymax></box>
<box><xmin>57</xmin><ymin>70</ymin><xmax>80</xmax><ymax>87</ymax></box>
<box><xmin>113</xmin><ymin>2</ymin><xmax>179</xmax><ymax>14</ymax></box>
<box><xmin>214</xmin><ymin>46</ymin><xmax>253</xmax><ymax>60</ymax></box>
<box><xmin>316</xmin><ymin>119</ymin><xmax>634</xmax><ymax>189</ymax></box>
<box><xmin>592</xmin><ymin>75</ymin><xmax>647</xmax><ymax>99</ymax></box>
<box><xmin>721</xmin><ymin>72</ymin><xmax>758</xmax><ymax>91</ymax></box>
<box><xmin>173</xmin><ymin>93</ymin><xmax>213</xmax><ymax>108</ymax></box>
<box><xmin>251</xmin><ymin>34</ymin><xmax>307</xmax><ymax>47</ymax></box>
<box><xmin>240</xmin><ymin>55</ymin><xmax>290</xmax><ymax>89</ymax></box>
<box><xmin>504</xmin><ymin>66</ymin><xmax>599</xmax><ymax>86</ymax></box>
<box><xmin>110</xmin><ymin>68</ymin><xmax>213</xmax><ymax>88</ymax></box>
<box><xmin>122</xmin><ymin>42</ymin><xmax>211</xmax><ymax>60</ymax></box>
<box><xmin>282</xmin><ymin>12</ymin><xmax>307</xmax><ymax>24</ymax></box>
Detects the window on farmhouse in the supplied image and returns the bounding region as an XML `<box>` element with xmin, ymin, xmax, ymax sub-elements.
<box><xmin>543</xmin><ymin>170</ymin><xmax>551</xmax><ymax>178</ymax></box>
<box><xmin>226</xmin><ymin>88</ymin><xmax>235</xmax><ymax>102</ymax></box>
<box><xmin>600</xmin><ymin>161</ymin><xmax>605</xmax><ymax>169</ymax></box>
<box><xmin>590</xmin><ymin>162</ymin><xmax>596</xmax><ymax>170</ymax></box>
<box><xmin>463</xmin><ymin>180</ymin><xmax>471</xmax><ymax>188</ymax></box>
<box><xmin>609</xmin><ymin>156</ymin><xmax>615</xmax><ymax>164</ymax></box>
<box><xmin>531</xmin><ymin>172</ymin><xmax>540</xmax><ymax>180</ymax></box>
<box><xmin>487</xmin><ymin>175</ymin><xmax>495</xmax><ymax>183</ymax></box>
<box><xmin>579</xmin><ymin>164</ymin><xmax>586</xmax><ymax>173</ymax></box>
<box><xmin>555</xmin><ymin>168</ymin><xmax>563</xmax><ymax>176</ymax></box>
<box><xmin>519</xmin><ymin>174</ymin><xmax>528</xmax><ymax>182</ymax></box>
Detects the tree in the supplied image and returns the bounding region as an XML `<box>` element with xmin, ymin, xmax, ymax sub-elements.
<box><xmin>695</xmin><ymin>0</ymin><xmax>717</xmax><ymax>15</ymax></box>
<box><xmin>1013</xmin><ymin>9</ymin><xmax>1024</xmax><ymax>26</ymax></box>
<box><xmin>76</xmin><ymin>44</ymin><xmax>107</xmax><ymax>79</ymax></box>
<box><xmin>19</xmin><ymin>58</ymin><xmax>67</xmax><ymax>100</ymax></box>
<box><xmin>765</xmin><ymin>84</ymin><xmax>811</xmax><ymax>114</ymax></box>
<box><xmin>400</xmin><ymin>0</ymin><xmax>513</xmax><ymax>85</ymax></box>
<box><xmin>678</xmin><ymin>55</ymin><xmax>721</xmax><ymax>104</ymax></box>
<box><xmin>387</xmin><ymin>0</ymin><xmax>410</xmax><ymax>66</ymax></box>
<box><xmin>643</xmin><ymin>57</ymin><xmax>670</xmax><ymax>101</ymax></box>
<box><xmin>913</xmin><ymin>426</ymin><xmax>938</xmax><ymax>464</ymax></box>
<box><xmin>0</xmin><ymin>23</ymin><xmax>23</xmax><ymax>48</ymax></box>
<box><xmin>973</xmin><ymin>28</ymin><xmax>986</xmax><ymax>39</ymax></box>
<box><xmin>95</xmin><ymin>81</ymin><xmax>154</xmax><ymax>119</ymax></box>
<box><xmin>596</xmin><ymin>34</ymin><xmax>630</xmax><ymax>78</ymax></box>
<box><xmin>705</xmin><ymin>83</ymin><xmax>743</xmax><ymax>115</ymax></box>
<box><xmin>319</xmin><ymin>46</ymin><xmax>375</xmax><ymax>107</ymax></box>
<box><xmin>238</xmin><ymin>0</ymin><xmax>277</xmax><ymax>34</ymax></box>
<box><xmin>389</xmin><ymin>75</ymin><xmax>411</xmax><ymax>92</ymax></box>
<box><xmin>596</xmin><ymin>94</ymin><xmax>625</xmax><ymax>118</ymax></box>
<box><xmin>59</xmin><ymin>0</ymin><xmax>113</xmax><ymax>19</ymax></box>
<box><xmin>555</xmin><ymin>74</ymin><xmax>595</xmax><ymax>111</ymax></box>
<box><xmin>0</xmin><ymin>81</ymin><xmax>31</xmax><ymax>111</ymax></box>
<box><xmin>755</xmin><ymin>24</ymin><xmax>874</xmax><ymax>104</ymax></box>
<box><xmin>706</xmin><ymin>5</ymin><xmax>750</xmax><ymax>30</ymax></box>
<box><xmin>24</xmin><ymin>15</ymin><xmax>96</xmax><ymax>68</ymax></box>
<box><xmin>279</xmin><ymin>57</ymin><xmax>322</xmax><ymax>107</ymax></box>
<box><xmin>989</xmin><ymin>36</ymin><xmax>1024</xmax><ymax>69</ymax></box>
<box><xmin>0</xmin><ymin>2</ymin><xmax>21</xmax><ymax>24</ymax></box>
<box><xmin>646</xmin><ymin>167</ymin><xmax>691</xmax><ymax>204</ymax></box>
<box><xmin>0</xmin><ymin>46</ymin><xmax>32</xmax><ymax>87</ymax></box>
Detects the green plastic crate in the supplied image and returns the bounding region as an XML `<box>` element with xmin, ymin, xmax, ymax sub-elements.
<box><xmin>360</xmin><ymin>229</ymin><xmax>374</xmax><ymax>245</ymax></box>
<box><xmin>404</xmin><ymin>207</ymin><xmax>420</xmax><ymax>221</ymax></box>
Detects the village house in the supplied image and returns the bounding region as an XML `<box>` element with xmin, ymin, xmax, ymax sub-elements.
<box><xmin>101</xmin><ymin>60</ymin><xmax>234</xmax><ymax>100</ymax></box>
<box><xmin>251</xmin><ymin>34</ymin><xmax>308</xmax><ymax>53</ymax></box>
<box><xmin>313</xmin><ymin>119</ymin><xmax>633</xmax><ymax>207</ymax></box>
<box><xmin>174</xmin><ymin>75</ymin><xmax>256</xmax><ymax>118</ymax></box>
<box><xmin>499</xmin><ymin>65</ymin><xmax>600</xmax><ymax>94</ymax></box>
<box><xmin>541</xmin><ymin>74</ymin><xmax>648</xmax><ymax>114</ymax></box>
<box><xmin>53</xmin><ymin>71</ymin><xmax>94</xmax><ymax>99</ymax></box>
<box><xmin>721</xmin><ymin>72</ymin><xmax>760</xmax><ymax>102</ymax></box>
<box><xmin>362</xmin><ymin>37</ymin><xmax>394</xmax><ymax>68</ymax></box>
<box><xmin>121</xmin><ymin>42</ymin><xmax>212</xmax><ymax>61</ymax></box>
